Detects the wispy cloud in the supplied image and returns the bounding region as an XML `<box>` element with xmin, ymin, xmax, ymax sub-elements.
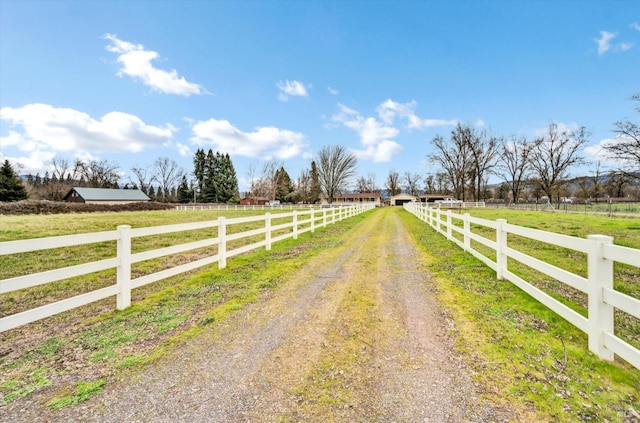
<box><xmin>104</xmin><ymin>34</ymin><xmax>204</xmax><ymax>96</ymax></box>
<box><xmin>327</xmin><ymin>87</ymin><xmax>339</xmax><ymax>95</ymax></box>
<box><xmin>631</xmin><ymin>22</ymin><xmax>640</xmax><ymax>32</ymax></box>
<box><xmin>375</xmin><ymin>99</ymin><xmax>458</xmax><ymax>129</ymax></box>
<box><xmin>0</xmin><ymin>103</ymin><xmax>175</xmax><ymax>173</ymax></box>
<box><xmin>276</xmin><ymin>80</ymin><xmax>309</xmax><ymax>101</ymax></box>
<box><xmin>190</xmin><ymin>118</ymin><xmax>307</xmax><ymax>160</ymax></box>
<box><xmin>595</xmin><ymin>30</ymin><xmax>616</xmax><ymax>55</ymax></box>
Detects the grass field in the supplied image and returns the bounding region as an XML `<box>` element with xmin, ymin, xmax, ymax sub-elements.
<box><xmin>1</xmin><ymin>207</ymin><xmax>639</xmax><ymax>421</ymax></box>
<box><xmin>400</xmin><ymin>209</ymin><xmax>640</xmax><ymax>422</ymax></box>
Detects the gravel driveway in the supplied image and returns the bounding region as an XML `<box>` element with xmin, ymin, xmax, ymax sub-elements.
<box><xmin>5</xmin><ymin>208</ymin><xmax>508</xmax><ymax>422</ymax></box>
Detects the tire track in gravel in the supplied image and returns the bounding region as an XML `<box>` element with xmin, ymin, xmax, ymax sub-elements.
<box><xmin>6</xmin><ymin>208</ymin><xmax>507</xmax><ymax>422</ymax></box>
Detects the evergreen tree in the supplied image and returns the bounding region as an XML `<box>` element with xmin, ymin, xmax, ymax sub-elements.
<box><xmin>274</xmin><ymin>166</ymin><xmax>293</xmax><ymax>202</ymax></box>
<box><xmin>310</xmin><ymin>161</ymin><xmax>321</xmax><ymax>204</ymax></box>
<box><xmin>216</xmin><ymin>153</ymin><xmax>239</xmax><ymax>203</ymax></box>
<box><xmin>193</xmin><ymin>148</ymin><xmax>206</xmax><ymax>200</ymax></box>
<box><xmin>202</xmin><ymin>149</ymin><xmax>219</xmax><ymax>202</ymax></box>
<box><xmin>177</xmin><ymin>175</ymin><xmax>193</xmax><ymax>203</ymax></box>
<box><xmin>0</xmin><ymin>160</ymin><xmax>28</xmax><ymax>202</ymax></box>
<box><xmin>148</xmin><ymin>185</ymin><xmax>156</xmax><ymax>201</ymax></box>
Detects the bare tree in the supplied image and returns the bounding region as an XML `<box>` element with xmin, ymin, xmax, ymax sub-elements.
<box><xmin>75</xmin><ymin>159</ymin><xmax>121</xmax><ymax>188</ymax></box>
<box><xmin>260</xmin><ymin>159</ymin><xmax>283</xmax><ymax>200</ymax></box>
<box><xmin>468</xmin><ymin>131</ymin><xmax>500</xmax><ymax>201</ymax></box>
<box><xmin>355</xmin><ymin>172</ymin><xmax>378</xmax><ymax>193</ymax></box>
<box><xmin>497</xmin><ymin>136</ymin><xmax>533</xmax><ymax>203</ymax></box>
<box><xmin>316</xmin><ymin>145</ymin><xmax>357</xmax><ymax>203</ymax></box>
<box><xmin>130</xmin><ymin>164</ymin><xmax>154</xmax><ymax>194</ymax></box>
<box><xmin>403</xmin><ymin>172</ymin><xmax>422</xmax><ymax>196</ymax></box>
<box><xmin>153</xmin><ymin>157</ymin><xmax>184</xmax><ymax>202</ymax></box>
<box><xmin>590</xmin><ymin>161</ymin><xmax>604</xmax><ymax>202</ymax></box>
<box><xmin>385</xmin><ymin>169</ymin><xmax>402</xmax><ymax>196</ymax></box>
<box><xmin>429</xmin><ymin>123</ymin><xmax>474</xmax><ymax>200</ymax></box>
<box><xmin>528</xmin><ymin>122</ymin><xmax>589</xmax><ymax>207</ymax></box>
<box><xmin>602</xmin><ymin>93</ymin><xmax>640</xmax><ymax>181</ymax></box>
<box><xmin>424</xmin><ymin>174</ymin><xmax>436</xmax><ymax>194</ymax></box>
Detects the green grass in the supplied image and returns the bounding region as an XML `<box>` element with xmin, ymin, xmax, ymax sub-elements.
<box><xmin>0</xmin><ymin>208</ymin><xmax>373</xmax><ymax>409</ymax></box>
<box><xmin>400</xmin><ymin>209</ymin><xmax>640</xmax><ymax>422</ymax></box>
<box><xmin>46</xmin><ymin>379</ymin><xmax>106</xmax><ymax>409</ymax></box>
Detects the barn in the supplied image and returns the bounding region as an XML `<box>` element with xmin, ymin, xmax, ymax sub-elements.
<box><xmin>63</xmin><ymin>187</ymin><xmax>150</xmax><ymax>205</ymax></box>
<box><xmin>390</xmin><ymin>193</ymin><xmax>418</xmax><ymax>206</ymax></box>
<box><xmin>240</xmin><ymin>197</ymin><xmax>270</xmax><ymax>206</ymax></box>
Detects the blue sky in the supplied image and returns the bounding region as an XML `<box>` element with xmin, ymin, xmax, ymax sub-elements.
<box><xmin>1</xmin><ymin>0</ymin><xmax>639</xmax><ymax>192</ymax></box>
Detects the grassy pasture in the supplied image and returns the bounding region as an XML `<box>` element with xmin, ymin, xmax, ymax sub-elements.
<box><xmin>0</xmin><ymin>207</ymin><xmax>365</xmax><ymax>408</ymax></box>
<box><xmin>401</xmin><ymin>209</ymin><xmax>640</xmax><ymax>422</ymax></box>
<box><xmin>440</xmin><ymin>208</ymin><xmax>640</xmax><ymax>353</ymax></box>
<box><xmin>0</xmin><ymin>208</ymin><xmax>317</xmax><ymax>316</ymax></box>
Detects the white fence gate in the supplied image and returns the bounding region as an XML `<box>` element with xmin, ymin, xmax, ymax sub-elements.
<box><xmin>404</xmin><ymin>202</ymin><xmax>640</xmax><ymax>370</ymax></box>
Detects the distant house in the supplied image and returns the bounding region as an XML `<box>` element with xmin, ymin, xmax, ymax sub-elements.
<box><xmin>240</xmin><ymin>197</ymin><xmax>270</xmax><ymax>206</ymax></box>
<box><xmin>390</xmin><ymin>193</ymin><xmax>418</xmax><ymax>206</ymax></box>
<box><xmin>321</xmin><ymin>192</ymin><xmax>382</xmax><ymax>207</ymax></box>
<box><xmin>63</xmin><ymin>187</ymin><xmax>150</xmax><ymax>205</ymax></box>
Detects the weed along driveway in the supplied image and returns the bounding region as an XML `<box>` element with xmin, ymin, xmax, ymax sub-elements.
<box><xmin>3</xmin><ymin>208</ymin><xmax>505</xmax><ymax>422</ymax></box>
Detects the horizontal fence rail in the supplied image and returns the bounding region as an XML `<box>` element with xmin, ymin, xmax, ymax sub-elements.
<box><xmin>404</xmin><ymin>202</ymin><xmax>640</xmax><ymax>370</ymax></box>
<box><xmin>0</xmin><ymin>205</ymin><xmax>374</xmax><ymax>332</ymax></box>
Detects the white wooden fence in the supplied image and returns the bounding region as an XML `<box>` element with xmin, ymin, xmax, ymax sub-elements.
<box><xmin>0</xmin><ymin>205</ymin><xmax>374</xmax><ymax>332</ymax></box>
<box><xmin>404</xmin><ymin>202</ymin><xmax>640</xmax><ymax>370</ymax></box>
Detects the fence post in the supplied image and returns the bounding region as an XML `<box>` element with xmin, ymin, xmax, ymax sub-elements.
<box><xmin>587</xmin><ymin>234</ymin><xmax>614</xmax><ymax>361</ymax></box>
<box><xmin>446</xmin><ymin>210</ymin><xmax>452</xmax><ymax>240</ymax></box>
<box><xmin>496</xmin><ymin>219</ymin><xmax>507</xmax><ymax>280</ymax></box>
<box><xmin>323</xmin><ymin>209</ymin><xmax>327</xmax><ymax>227</ymax></box>
<box><xmin>116</xmin><ymin>225</ymin><xmax>132</xmax><ymax>310</ymax></box>
<box><xmin>293</xmin><ymin>210</ymin><xmax>298</xmax><ymax>240</ymax></box>
<box><xmin>265</xmin><ymin>213</ymin><xmax>271</xmax><ymax>250</ymax></box>
<box><xmin>310</xmin><ymin>208</ymin><xmax>315</xmax><ymax>233</ymax></box>
<box><xmin>218</xmin><ymin>217</ymin><xmax>227</xmax><ymax>269</ymax></box>
<box><xmin>463</xmin><ymin>213</ymin><xmax>470</xmax><ymax>252</ymax></box>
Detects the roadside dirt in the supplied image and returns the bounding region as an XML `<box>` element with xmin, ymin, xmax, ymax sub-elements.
<box><xmin>3</xmin><ymin>208</ymin><xmax>509</xmax><ymax>422</ymax></box>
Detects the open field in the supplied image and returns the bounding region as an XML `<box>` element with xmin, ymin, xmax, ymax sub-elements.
<box><xmin>1</xmin><ymin>207</ymin><xmax>639</xmax><ymax>421</ymax></box>
<box><xmin>485</xmin><ymin>201</ymin><xmax>640</xmax><ymax>216</ymax></box>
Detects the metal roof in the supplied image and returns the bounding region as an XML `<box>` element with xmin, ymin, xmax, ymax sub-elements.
<box><xmin>67</xmin><ymin>187</ymin><xmax>150</xmax><ymax>201</ymax></box>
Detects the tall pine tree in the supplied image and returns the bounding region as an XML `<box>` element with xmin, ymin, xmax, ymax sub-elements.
<box><xmin>310</xmin><ymin>160</ymin><xmax>321</xmax><ymax>204</ymax></box>
<box><xmin>0</xmin><ymin>160</ymin><xmax>28</xmax><ymax>202</ymax></box>
<box><xmin>193</xmin><ymin>148</ymin><xmax>206</xmax><ymax>201</ymax></box>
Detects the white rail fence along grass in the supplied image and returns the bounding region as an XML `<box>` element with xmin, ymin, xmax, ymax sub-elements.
<box><xmin>404</xmin><ymin>202</ymin><xmax>640</xmax><ymax>370</ymax></box>
<box><xmin>0</xmin><ymin>205</ymin><xmax>374</xmax><ymax>332</ymax></box>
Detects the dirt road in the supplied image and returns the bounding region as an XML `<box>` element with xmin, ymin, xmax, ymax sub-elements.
<box><xmin>7</xmin><ymin>208</ymin><xmax>505</xmax><ymax>422</ymax></box>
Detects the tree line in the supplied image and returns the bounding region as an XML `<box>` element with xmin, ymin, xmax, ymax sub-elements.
<box><xmin>2</xmin><ymin>95</ymin><xmax>638</xmax><ymax>205</ymax></box>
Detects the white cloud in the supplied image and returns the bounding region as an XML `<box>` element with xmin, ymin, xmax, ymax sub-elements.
<box><xmin>631</xmin><ymin>22</ymin><xmax>640</xmax><ymax>32</ymax></box>
<box><xmin>176</xmin><ymin>142</ymin><xmax>191</xmax><ymax>157</ymax></box>
<box><xmin>475</xmin><ymin>119</ymin><xmax>486</xmax><ymax>127</ymax></box>
<box><xmin>595</xmin><ymin>30</ymin><xmax>634</xmax><ymax>55</ymax></box>
<box><xmin>190</xmin><ymin>118</ymin><xmax>307</xmax><ymax>160</ymax></box>
<box><xmin>585</xmin><ymin>137</ymin><xmax>636</xmax><ymax>168</ymax></box>
<box><xmin>104</xmin><ymin>34</ymin><xmax>204</xmax><ymax>96</ymax></box>
<box><xmin>596</xmin><ymin>30</ymin><xmax>616</xmax><ymax>55</ymax></box>
<box><xmin>374</xmin><ymin>99</ymin><xmax>458</xmax><ymax>129</ymax></box>
<box><xmin>0</xmin><ymin>104</ymin><xmax>175</xmax><ymax>156</ymax></box>
<box><xmin>351</xmin><ymin>141</ymin><xmax>403</xmax><ymax>163</ymax></box>
<box><xmin>328</xmin><ymin>87</ymin><xmax>339</xmax><ymax>95</ymax></box>
<box><xmin>619</xmin><ymin>42</ymin><xmax>634</xmax><ymax>51</ymax></box>
<box><xmin>332</xmin><ymin>103</ymin><xmax>402</xmax><ymax>163</ymax></box>
<box><xmin>276</xmin><ymin>80</ymin><xmax>308</xmax><ymax>101</ymax></box>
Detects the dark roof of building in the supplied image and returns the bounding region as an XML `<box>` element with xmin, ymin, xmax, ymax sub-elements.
<box><xmin>64</xmin><ymin>187</ymin><xmax>150</xmax><ymax>201</ymax></box>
